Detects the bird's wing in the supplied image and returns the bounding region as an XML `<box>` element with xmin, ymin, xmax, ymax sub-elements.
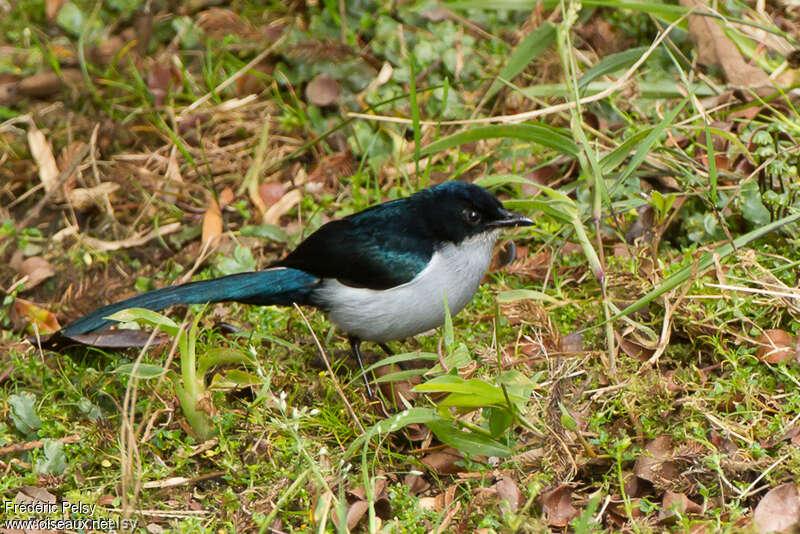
<box><xmin>275</xmin><ymin>217</ymin><xmax>434</xmax><ymax>290</ymax></box>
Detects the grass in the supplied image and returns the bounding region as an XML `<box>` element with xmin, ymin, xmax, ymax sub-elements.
<box><xmin>2</xmin><ymin>0</ymin><xmax>800</xmax><ymax>532</ymax></box>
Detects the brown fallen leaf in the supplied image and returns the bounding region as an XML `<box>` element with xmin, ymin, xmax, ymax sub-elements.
<box><xmin>17</xmin><ymin>68</ymin><xmax>82</xmax><ymax>99</ymax></box>
<box><xmin>13</xmin><ymin>298</ymin><xmax>61</xmax><ymax>334</ymax></box>
<box><xmin>541</xmin><ymin>485</ymin><xmax>579</xmax><ymax>527</ymax></box>
<box><xmin>218</xmin><ymin>187</ymin><xmax>235</xmax><ymax>208</ymax></box>
<box><xmin>306</xmin><ymin>73</ymin><xmax>339</xmax><ymax>106</ymax></box>
<box><xmin>147</xmin><ymin>60</ymin><xmax>182</xmax><ymax>107</ymax></box>
<box><xmin>403</xmin><ymin>473</ymin><xmax>430</xmax><ymax>496</ymax></box>
<box><xmin>681</xmin><ymin>0</ymin><xmax>771</xmax><ymax>88</ymax></box>
<box><xmin>17</xmin><ymin>257</ymin><xmax>55</xmax><ymax>290</ymax></box>
<box><xmin>202</xmin><ymin>199</ymin><xmax>223</xmax><ymax>245</ymax></box>
<box><xmin>658</xmin><ymin>491</ymin><xmax>702</xmax><ymax>524</ymax></box>
<box><xmin>45</xmin><ymin>0</ymin><xmax>65</xmax><ymax>20</ymax></box>
<box><xmin>753</xmin><ymin>483</ymin><xmax>800</xmax><ymax>534</ymax></box>
<box><xmin>420</xmin><ymin>447</ymin><xmax>463</xmax><ymax>475</ymax></box>
<box><xmin>258</xmin><ymin>182</ymin><xmax>286</xmax><ymax>208</ymax></box>
<box><xmin>615</xmin><ymin>331</ymin><xmax>655</xmax><ymax>362</ymax></box>
<box><xmin>754</xmin><ymin>329</ymin><xmax>797</xmax><ymax>364</ymax></box>
<box><xmin>634</xmin><ymin>435</ymin><xmax>680</xmax><ymax>487</ymax></box>
<box><xmin>494</xmin><ymin>476</ymin><xmax>522</xmax><ymax>513</ymax></box>
<box><xmin>27</xmin><ymin>124</ymin><xmax>59</xmax><ymax>194</ymax></box>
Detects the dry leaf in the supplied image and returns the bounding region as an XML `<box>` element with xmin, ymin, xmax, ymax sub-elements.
<box><xmin>27</xmin><ymin>125</ymin><xmax>59</xmax><ymax>194</ymax></box>
<box><xmin>45</xmin><ymin>0</ymin><xmax>65</xmax><ymax>20</ymax></box>
<box><xmin>306</xmin><ymin>73</ymin><xmax>339</xmax><ymax>106</ymax></box>
<box><xmin>17</xmin><ymin>68</ymin><xmax>82</xmax><ymax>98</ymax></box>
<box><xmin>17</xmin><ymin>257</ymin><xmax>55</xmax><ymax>290</ymax></box>
<box><xmin>495</xmin><ymin>476</ymin><xmax>521</xmax><ymax>513</ymax></box>
<box><xmin>13</xmin><ymin>298</ymin><xmax>61</xmax><ymax>334</ymax></box>
<box><xmin>560</xmin><ymin>332</ymin><xmax>584</xmax><ymax>353</ymax></box>
<box><xmin>264</xmin><ymin>189</ymin><xmax>302</xmax><ymax>225</ymax></box>
<box><xmin>202</xmin><ymin>199</ymin><xmax>223</xmax><ymax>245</ymax></box>
<box><xmin>658</xmin><ymin>491</ymin><xmax>702</xmax><ymax>524</ymax></box>
<box><xmin>615</xmin><ymin>331</ymin><xmax>655</xmax><ymax>362</ymax></box>
<box><xmin>681</xmin><ymin>0</ymin><xmax>770</xmax><ymax>88</ymax></box>
<box><xmin>258</xmin><ymin>182</ymin><xmax>286</xmax><ymax>208</ymax></box>
<box><xmin>541</xmin><ymin>485</ymin><xmax>579</xmax><ymax>527</ymax></box>
<box><xmin>218</xmin><ymin>187</ymin><xmax>235</xmax><ymax>208</ymax></box>
<box><xmin>754</xmin><ymin>329</ymin><xmax>797</xmax><ymax>363</ymax></box>
<box><xmin>403</xmin><ymin>473</ymin><xmax>430</xmax><ymax>496</ymax></box>
<box><xmin>147</xmin><ymin>61</ymin><xmax>181</xmax><ymax>107</ymax></box>
<box><xmin>634</xmin><ymin>435</ymin><xmax>680</xmax><ymax>486</ymax></box>
<box><xmin>753</xmin><ymin>483</ymin><xmax>800</xmax><ymax>534</ymax></box>
<box><xmin>346</xmin><ymin>500</ymin><xmax>369</xmax><ymax>531</ymax></box>
<box><xmin>421</xmin><ymin>448</ymin><xmax>463</xmax><ymax>475</ymax></box>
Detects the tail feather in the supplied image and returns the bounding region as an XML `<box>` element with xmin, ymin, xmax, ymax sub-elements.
<box><xmin>60</xmin><ymin>268</ymin><xmax>320</xmax><ymax>336</ymax></box>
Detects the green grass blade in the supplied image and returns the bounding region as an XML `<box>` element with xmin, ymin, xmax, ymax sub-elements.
<box><xmin>578</xmin><ymin>46</ymin><xmax>648</xmax><ymax>91</ymax></box>
<box><xmin>608</xmin><ymin>211</ymin><xmax>800</xmax><ymax>324</ymax></box>
<box><xmin>420</xmin><ymin>124</ymin><xmax>579</xmax><ymax>158</ymax></box>
<box><xmin>615</xmin><ymin>99</ymin><xmax>687</xmax><ymax>186</ymax></box>
<box><xmin>485</xmin><ymin>22</ymin><xmax>556</xmax><ymax>101</ymax></box>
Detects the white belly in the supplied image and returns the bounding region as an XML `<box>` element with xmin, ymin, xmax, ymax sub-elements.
<box><xmin>313</xmin><ymin>232</ymin><xmax>498</xmax><ymax>342</ymax></box>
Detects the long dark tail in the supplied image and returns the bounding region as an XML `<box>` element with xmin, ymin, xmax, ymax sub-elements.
<box><xmin>60</xmin><ymin>268</ymin><xmax>320</xmax><ymax>336</ymax></box>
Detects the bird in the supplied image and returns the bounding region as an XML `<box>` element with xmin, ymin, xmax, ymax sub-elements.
<box><xmin>54</xmin><ymin>181</ymin><xmax>533</xmax><ymax>396</ymax></box>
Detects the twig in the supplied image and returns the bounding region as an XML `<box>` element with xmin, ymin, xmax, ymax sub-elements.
<box><xmin>0</xmin><ymin>435</ymin><xmax>80</xmax><ymax>456</ymax></box>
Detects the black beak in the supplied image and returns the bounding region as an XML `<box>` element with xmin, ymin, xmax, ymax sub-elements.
<box><xmin>487</xmin><ymin>208</ymin><xmax>534</xmax><ymax>229</ymax></box>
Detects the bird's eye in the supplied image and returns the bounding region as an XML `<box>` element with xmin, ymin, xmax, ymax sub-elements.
<box><xmin>462</xmin><ymin>209</ymin><xmax>481</xmax><ymax>225</ymax></box>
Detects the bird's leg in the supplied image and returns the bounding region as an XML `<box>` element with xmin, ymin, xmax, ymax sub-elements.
<box><xmin>379</xmin><ymin>343</ymin><xmax>408</xmax><ymax>370</ymax></box>
<box><xmin>349</xmin><ymin>337</ymin><xmax>373</xmax><ymax>397</ymax></box>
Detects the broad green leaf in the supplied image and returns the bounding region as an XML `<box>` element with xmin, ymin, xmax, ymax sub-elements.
<box><xmin>106</xmin><ymin>308</ymin><xmax>179</xmax><ymax>337</ymax></box>
<box><xmin>487</xmin><ymin>407</ymin><xmax>514</xmax><ymax>437</ymax></box>
<box><xmin>362</xmin><ymin>352</ymin><xmax>439</xmax><ymax>374</ymax></box>
<box><xmin>197</xmin><ymin>347</ymin><xmax>255</xmax><ymax>376</ymax></box>
<box><xmin>416</xmin><ymin>375</ymin><xmax>526</xmax><ymax>405</ymax></box>
<box><xmin>346</xmin><ymin>408</ymin><xmax>441</xmax><ymax>458</ymax></box>
<box><xmin>740</xmin><ymin>180</ymin><xmax>770</xmax><ymax>227</ymax></box>
<box><xmin>34</xmin><ymin>440</ymin><xmax>67</xmax><ymax>475</ymax></box>
<box><xmin>374</xmin><ymin>368</ymin><xmax>429</xmax><ymax>383</ymax></box>
<box><xmin>428</xmin><ymin>344</ymin><xmax>473</xmax><ymax>374</ymax></box>
<box><xmin>209</xmin><ymin>369</ymin><xmax>263</xmax><ymax>389</ymax></box>
<box><xmin>240</xmin><ymin>224</ymin><xmax>289</xmax><ymax>243</ymax></box>
<box><xmin>486</xmin><ymin>23</ymin><xmax>556</xmax><ymax>100</ymax></box>
<box><xmin>8</xmin><ymin>392</ymin><xmax>42</xmax><ymax>435</ymax></box>
<box><xmin>113</xmin><ymin>363</ymin><xmax>168</xmax><ymax>379</ymax></box>
<box><xmin>498</xmin><ymin>289</ymin><xmax>560</xmax><ymax>304</ymax></box>
<box><xmin>426</xmin><ymin>420</ymin><xmax>512</xmax><ymax>457</ymax></box>
<box><xmin>421</xmin><ymin>124</ymin><xmax>579</xmax><ymax>159</ymax></box>
<box><xmin>503</xmin><ymin>198</ymin><xmax>575</xmax><ymax>223</ymax></box>
<box><xmin>216</xmin><ymin>245</ymin><xmax>257</xmax><ymax>275</ymax></box>
<box><xmin>475</xmin><ymin>174</ymin><xmax>536</xmax><ymax>188</ymax></box>
<box><xmin>578</xmin><ymin>46</ymin><xmax>648</xmax><ymax>91</ymax></box>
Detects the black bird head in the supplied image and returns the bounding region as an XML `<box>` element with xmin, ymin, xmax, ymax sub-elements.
<box><xmin>420</xmin><ymin>182</ymin><xmax>534</xmax><ymax>244</ymax></box>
